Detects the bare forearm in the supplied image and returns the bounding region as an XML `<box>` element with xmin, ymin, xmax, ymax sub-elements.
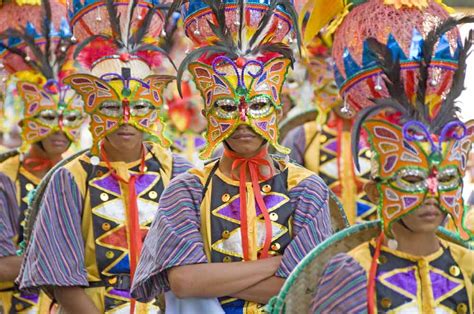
<box><xmin>230</xmin><ymin>276</ymin><xmax>285</xmax><ymax>304</ymax></box>
<box><xmin>53</xmin><ymin>286</ymin><xmax>100</xmax><ymax>314</ymax></box>
<box><xmin>0</xmin><ymin>256</ymin><xmax>22</xmax><ymax>281</ymax></box>
<box><xmin>168</xmin><ymin>257</ymin><xmax>281</xmax><ymax>298</ymax></box>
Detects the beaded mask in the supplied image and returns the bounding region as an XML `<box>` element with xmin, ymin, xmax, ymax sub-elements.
<box><xmin>66</xmin><ymin>0</ymin><xmax>174</xmax><ymax>157</ymax></box>
<box><xmin>351</xmin><ymin>17</ymin><xmax>474</xmax><ymax>241</ymax></box>
<box><xmin>364</xmin><ymin>119</ymin><xmax>474</xmax><ymax>240</ymax></box>
<box><xmin>0</xmin><ymin>0</ymin><xmax>85</xmax><ymax>152</ymax></box>
<box><xmin>64</xmin><ymin>71</ymin><xmax>173</xmax><ymax>155</ymax></box>
<box><xmin>17</xmin><ymin>81</ymin><xmax>84</xmax><ymax>152</ymax></box>
<box><xmin>189</xmin><ymin>57</ymin><xmax>291</xmax><ymax>159</ymax></box>
<box><xmin>173</xmin><ymin>0</ymin><xmax>300</xmax><ymax>159</ymax></box>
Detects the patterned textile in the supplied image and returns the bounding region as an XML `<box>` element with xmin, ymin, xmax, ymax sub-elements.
<box><xmin>311</xmin><ymin>239</ymin><xmax>474</xmax><ymax>313</ymax></box>
<box><xmin>17</xmin><ymin>144</ymin><xmax>192</xmax><ymax>313</ymax></box>
<box><xmin>131</xmin><ymin>160</ymin><xmax>333</xmax><ymax>311</ymax></box>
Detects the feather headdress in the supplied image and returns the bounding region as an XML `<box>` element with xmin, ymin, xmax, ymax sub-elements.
<box><xmin>352</xmin><ymin>15</ymin><xmax>474</xmax><ymax>171</ymax></box>
<box><xmin>69</xmin><ymin>0</ymin><xmax>174</xmax><ymax>76</ymax></box>
<box><xmin>169</xmin><ymin>0</ymin><xmax>302</xmax><ymax>96</ymax></box>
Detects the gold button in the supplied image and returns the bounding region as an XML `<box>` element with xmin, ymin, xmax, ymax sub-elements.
<box><xmin>223</xmin><ymin>256</ymin><xmax>232</xmax><ymax>263</ymax></box>
<box><xmin>100</xmin><ymin>193</ymin><xmax>109</xmax><ymax>202</ymax></box>
<box><xmin>262</xmin><ymin>184</ymin><xmax>272</xmax><ymax>193</ymax></box>
<box><xmin>270</xmin><ymin>212</ymin><xmax>279</xmax><ymax>221</ymax></box>
<box><xmin>380</xmin><ymin>297</ymin><xmax>392</xmax><ymax>309</ymax></box>
<box><xmin>222</xmin><ymin>230</ymin><xmax>230</xmax><ymax>239</ymax></box>
<box><xmin>320</xmin><ymin>155</ymin><xmax>328</xmax><ymax>162</ymax></box>
<box><xmin>15</xmin><ymin>304</ymin><xmax>23</xmax><ymax>311</ymax></box>
<box><xmin>108</xmin><ymin>277</ymin><xmax>117</xmax><ymax>285</ymax></box>
<box><xmin>450</xmin><ymin>265</ymin><xmax>461</xmax><ymax>277</ymax></box>
<box><xmin>221</xmin><ymin>193</ymin><xmax>231</xmax><ymax>203</ymax></box>
<box><xmin>457</xmin><ymin>303</ymin><xmax>468</xmax><ymax>314</ymax></box>
<box><xmin>148</xmin><ymin>191</ymin><xmax>158</xmax><ymax>200</ymax></box>
<box><xmin>378</xmin><ymin>255</ymin><xmax>387</xmax><ymax>265</ymax></box>
<box><xmin>106</xmin><ymin>251</ymin><xmax>114</xmax><ymax>259</ymax></box>
<box><xmin>271</xmin><ymin>243</ymin><xmax>281</xmax><ymax>251</ymax></box>
<box><xmin>102</xmin><ymin>223</ymin><xmax>111</xmax><ymax>231</ymax></box>
<box><xmin>25</xmin><ymin>183</ymin><xmax>34</xmax><ymax>191</ymax></box>
<box><xmin>143</xmin><ymin>166</ymin><xmax>148</xmax><ymax>172</ymax></box>
<box><xmin>319</xmin><ymin>135</ymin><xmax>328</xmax><ymax>143</ymax></box>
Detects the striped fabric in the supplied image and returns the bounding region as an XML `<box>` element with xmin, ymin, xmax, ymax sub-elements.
<box><xmin>17</xmin><ymin>154</ymin><xmax>192</xmax><ymax>290</ymax></box>
<box><xmin>310</xmin><ymin>253</ymin><xmax>367</xmax><ymax>314</ymax></box>
<box><xmin>0</xmin><ymin>173</ymin><xmax>19</xmax><ymax>257</ymax></box>
<box><xmin>281</xmin><ymin>126</ymin><xmax>306</xmax><ymax>166</ymax></box>
<box><xmin>171</xmin><ymin>154</ymin><xmax>193</xmax><ymax>178</ymax></box>
<box><xmin>131</xmin><ymin>171</ymin><xmax>332</xmax><ymax>302</ymax></box>
<box><xmin>18</xmin><ymin>168</ymin><xmax>89</xmax><ymax>289</ymax></box>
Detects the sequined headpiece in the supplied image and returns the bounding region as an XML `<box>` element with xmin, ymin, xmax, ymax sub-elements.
<box><xmin>63</xmin><ymin>0</ymin><xmax>175</xmax><ymax>156</ymax></box>
<box><xmin>172</xmin><ymin>0</ymin><xmax>301</xmax><ymax>159</ymax></box>
<box><xmin>331</xmin><ymin>0</ymin><xmax>457</xmax><ymax>117</ymax></box>
<box><xmin>351</xmin><ymin>16</ymin><xmax>474</xmax><ymax>241</ymax></box>
<box><xmin>0</xmin><ymin>0</ymin><xmax>85</xmax><ymax>152</ymax></box>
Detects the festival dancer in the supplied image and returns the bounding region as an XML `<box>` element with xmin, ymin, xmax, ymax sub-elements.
<box><xmin>310</xmin><ymin>13</ymin><xmax>474</xmax><ymax>313</ymax></box>
<box><xmin>16</xmin><ymin>0</ymin><xmax>192</xmax><ymax>313</ymax></box>
<box><xmin>0</xmin><ymin>1</ymin><xmax>85</xmax><ymax>312</ymax></box>
<box><xmin>131</xmin><ymin>1</ymin><xmax>334</xmax><ymax>313</ymax></box>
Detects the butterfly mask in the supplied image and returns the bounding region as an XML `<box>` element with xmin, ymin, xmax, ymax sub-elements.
<box><xmin>364</xmin><ymin>119</ymin><xmax>474</xmax><ymax>240</ymax></box>
<box><xmin>189</xmin><ymin>57</ymin><xmax>291</xmax><ymax>159</ymax></box>
<box><xmin>17</xmin><ymin>80</ymin><xmax>85</xmax><ymax>153</ymax></box>
<box><xmin>64</xmin><ymin>70</ymin><xmax>174</xmax><ymax>155</ymax></box>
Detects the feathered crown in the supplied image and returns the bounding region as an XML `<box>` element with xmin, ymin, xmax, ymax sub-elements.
<box><xmin>170</xmin><ymin>0</ymin><xmax>301</xmax><ymax>95</ymax></box>
<box><xmin>0</xmin><ymin>0</ymin><xmax>75</xmax><ymax>92</ymax></box>
<box><xmin>352</xmin><ymin>16</ymin><xmax>474</xmax><ymax>171</ymax></box>
<box><xmin>70</xmin><ymin>0</ymin><xmax>173</xmax><ymax>77</ymax></box>
<box><xmin>0</xmin><ymin>0</ymin><xmax>85</xmax><ymax>152</ymax></box>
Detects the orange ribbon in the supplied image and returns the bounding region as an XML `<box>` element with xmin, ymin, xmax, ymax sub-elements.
<box><xmin>223</xmin><ymin>147</ymin><xmax>274</xmax><ymax>260</ymax></box>
<box><xmin>23</xmin><ymin>157</ymin><xmax>57</xmax><ymax>172</ymax></box>
<box><xmin>101</xmin><ymin>143</ymin><xmax>146</xmax><ymax>314</ymax></box>
<box><xmin>368</xmin><ymin>232</ymin><xmax>385</xmax><ymax>314</ymax></box>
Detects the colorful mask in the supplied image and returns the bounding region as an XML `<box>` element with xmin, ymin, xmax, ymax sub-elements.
<box><xmin>0</xmin><ymin>0</ymin><xmax>84</xmax><ymax>153</ymax></box>
<box><xmin>349</xmin><ymin>17</ymin><xmax>474</xmax><ymax>241</ymax></box>
<box><xmin>176</xmin><ymin>0</ymin><xmax>300</xmax><ymax>159</ymax></box>
<box><xmin>17</xmin><ymin>80</ymin><xmax>85</xmax><ymax>152</ymax></box>
<box><xmin>364</xmin><ymin>119</ymin><xmax>474</xmax><ymax>240</ymax></box>
<box><xmin>68</xmin><ymin>0</ymin><xmax>173</xmax><ymax>158</ymax></box>
<box><xmin>189</xmin><ymin>57</ymin><xmax>291</xmax><ymax>159</ymax></box>
<box><xmin>64</xmin><ymin>72</ymin><xmax>174</xmax><ymax>155</ymax></box>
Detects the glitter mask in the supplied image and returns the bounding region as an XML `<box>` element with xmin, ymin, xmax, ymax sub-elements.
<box><xmin>364</xmin><ymin>119</ymin><xmax>474</xmax><ymax>240</ymax></box>
<box><xmin>64</xmin><ymin>72</ymin><xmax>174</xmax><ymax>155</ymax></box>
<box><xmin>17</xmin><ymin>80</ymin><xmax>85</xmax><ymax>152</ymax></box>
<box><xmin>189</xmin><ymin>56</ymin><xmax>291</xmax><ymax>159</ymax></box>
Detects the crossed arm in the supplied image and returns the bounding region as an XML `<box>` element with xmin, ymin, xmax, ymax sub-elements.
<box><xmin>167</xmin><ymin>255</ymin><xmax>284</xmax><ymax>304</ymax></box>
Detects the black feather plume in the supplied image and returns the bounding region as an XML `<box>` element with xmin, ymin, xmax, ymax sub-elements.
<box><xmin>432</xmin><ymin>28</ymin><xmax>473</xmax><ymax>132</ymax></box>
<box><xmin>130</xmin><ymin>5</ymin><xmax>157</xmax><ymax>48</ymax></box>
<box><xmin>366</xmin><ymin>38</ymin><xmax>414</xmax><ymax>118</ymax></box>
<box><xmin>41</xmin><ymin>0</ymin><xmax>52</xmax><ymax>69</ymax></box>
<box><xmin>106</xmin><ymin>0</ymin><xmax>123</xmax><ymax>46</ymax></box>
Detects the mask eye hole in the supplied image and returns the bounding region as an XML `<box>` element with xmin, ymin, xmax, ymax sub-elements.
<box><xmin>250</xmin><ymin>102</ymin><xmax>267</xmax><ymax>111</ymax></box>
<box><xmin>393</xmin><ymin>168</ymin><xmax>428</xmax><ymax>192</ymax></box>
<box><xmin>99</xmin><ymin>101</ymin><xmax>122</xmax><ymax>117</ymax></box>
<box><xmin>214</xmin><ymin>99</ymin><xmax>238</xmax><ymax>117</ymax></box>
<box><xmin>131</xmin><ymin>100</ymin><xmax>153</xmax><ymax>116</ymax></box>
<box><xmin>62</xmin><ymin>111</ymin><xmax>84</xmax><ymax>127</ymax></box>
<box><xmin>437</xmin><ymin>168</ymin><xmax>460</xmax><ymax>191</ymax></box>
<box><xmin>402</xmin><ymin>175</ymin><xmax>425</xmax><ymax>184</ymax></box>
<box><xmin>37</xmin><ymin>110</ymin><xmax>58</xmax><ymax>125</ymax></box>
